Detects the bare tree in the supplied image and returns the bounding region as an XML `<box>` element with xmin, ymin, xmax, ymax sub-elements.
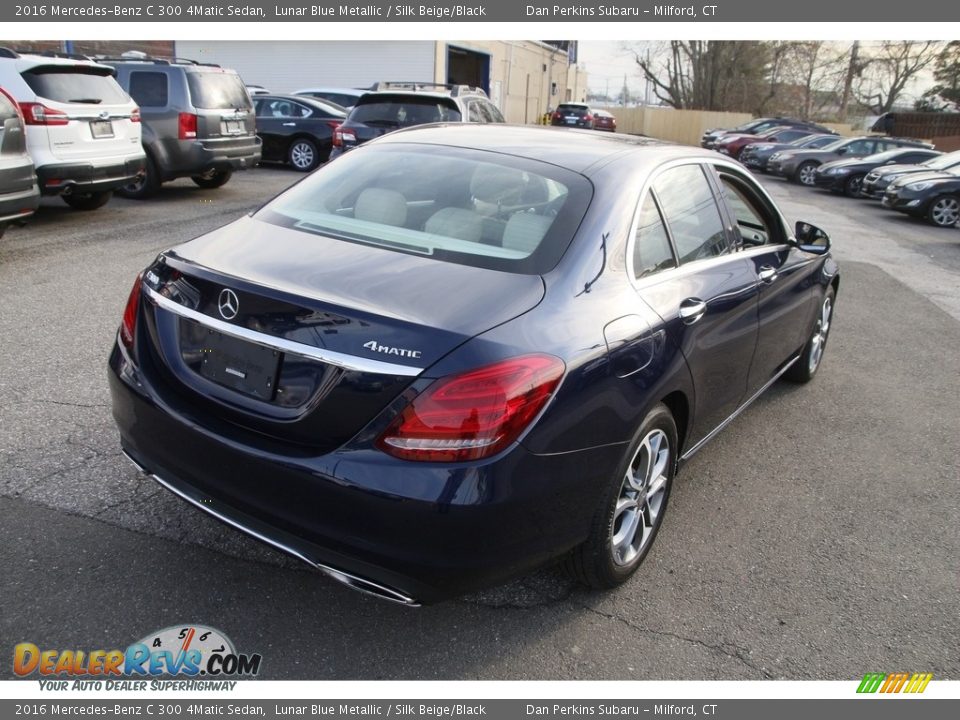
<box><xmin>856</xmin><ymin>41</ymin><xmax>942</xmax><ymax>114</ymax></box>
<box><xmin>631</xmin><ymin>41</ymin><xmax>771</xmax><ymax>112</ymax></box>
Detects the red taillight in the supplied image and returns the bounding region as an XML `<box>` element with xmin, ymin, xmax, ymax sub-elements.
<box><xmin>119</xmin><ymin>273</ymin><xmax>143</xmax><ymax>350</ymax></box>
<box><xmin>178</xmin><ymin>112</ymin><xmax>198</xmax><ymax>139</ymax></box>
<box><xmin>332</xmin><ymin>128</ymin><xmax>355</xmax><ymax>147</ymax></box>
<box><xmin>584</xmin><ymin>114</ymin><xmax>593</xmax><ymax>121</ymax></box>
<box><xmin>19</xmin><ymin>102</ymin><xmax>69</xmax><ymax>126</ymax></box>
<box><xmin>325</xmin><ymin>120</ymin><xmax>342</xmax><ymax>130</ymax></box>
<box><xmin>552</xmin><ymin>111</ymin><xmax>562</xmax><ymax>119</ymax></box>
<box><xmin>131</xmin><ymin>107</ymin><xmax>141</xmax><ymax>123</ymax></box>
<box><xmin>377</xmin><ymin>354</ymin><xmax>565</xmax><ymax>463</ymax></box>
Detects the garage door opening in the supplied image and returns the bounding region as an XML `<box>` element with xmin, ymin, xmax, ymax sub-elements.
<box><xmin>446</xmin><ymin>46</ymin><xmax>490</xmax><ymax>94</ymax></box>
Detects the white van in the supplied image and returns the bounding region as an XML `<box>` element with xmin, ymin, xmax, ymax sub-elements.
<box><xmin>0</xmin><ymin>49</ymin><xmax>145</xmax><ymax>210</ymax></box>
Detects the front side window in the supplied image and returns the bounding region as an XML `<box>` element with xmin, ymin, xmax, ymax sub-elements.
<box><xmin>716</xmin><ymin>171</ymin><xmax>784</xmax><ymax>247</ymax></box>
<box><xmin>652</xmin><ymin>165</ymin><xmax>730</xmax><ymax>264</ymax></box>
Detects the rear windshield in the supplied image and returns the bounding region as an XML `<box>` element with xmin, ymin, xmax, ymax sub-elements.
<box><xmin>349</xmin><ymin>95</ymin><xmax>461</xmax><ymax>126</ymax></box>
<box><xmin>186</xmin><ymin>71</ymin><xmax>251</xmax><ymax>110</ymax></box>
<box><xmin>557</xmin><ymin>104</ymin><xmax>589</xmax><ymax>113</ymax></box>
<box><xmin>22</xmin><ymin>66</ymin><xmax>129</xmax><ymax>105</ymax></box>
<box><xmin>256</xmin><ymin>144</ymin><xmax>592</xmax><ymax>274</ymax></box>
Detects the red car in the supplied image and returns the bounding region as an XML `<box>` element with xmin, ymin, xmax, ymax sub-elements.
<box><xmin>714</xmin><ymin>126</ymin><xmax>815</xmax><ymax>160</ymax></box>
<box><xmin>593</xmin><ymin>109</ymin><xmax>616</xmax><ymax>132</ymax></box>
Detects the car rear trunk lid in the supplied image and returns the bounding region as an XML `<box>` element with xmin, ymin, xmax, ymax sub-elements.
<box><xmin>137</xmin><ymin>215</ymin><xmax>545</xmax><ymax>450</ymax></box>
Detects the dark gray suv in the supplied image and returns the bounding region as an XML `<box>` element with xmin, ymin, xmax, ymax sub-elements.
<box><xmin>103</xmin><ymin>56</ymin><xmax>262</xmax><ymax>198</ymax></box>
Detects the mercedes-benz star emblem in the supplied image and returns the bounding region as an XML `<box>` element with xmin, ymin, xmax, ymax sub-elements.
<box><xmin>218</xmin><ymin>289</ymin><xmax>239</xmax><ymax>320</ymax></box>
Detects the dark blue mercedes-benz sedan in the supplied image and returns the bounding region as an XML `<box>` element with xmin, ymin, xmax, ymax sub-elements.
<box><xmin>109</xmin><ymin>125</ymin><xmax>839</xmax><ymax>605</ymax></box>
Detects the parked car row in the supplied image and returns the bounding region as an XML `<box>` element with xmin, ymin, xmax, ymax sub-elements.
<box><xmin>708</xmin><ymin>115</ymin><xmax>959</xmax><ymax>228</ymax></box>
<box><xmin>0</xmin><ymin>50</ymin><xmax>514</xmax><ymax>237</ymax></box>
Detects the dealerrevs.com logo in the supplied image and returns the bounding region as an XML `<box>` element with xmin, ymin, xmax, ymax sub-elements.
<box><xmin>14</xmin><ymin>625</ymin><xmax>262</xmax><ymax>690</ymax></box>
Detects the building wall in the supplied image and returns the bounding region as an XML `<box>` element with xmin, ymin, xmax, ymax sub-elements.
<box><xmin>0</xmin><ymin>40</ymin><xmax>175</xmax><ymax>58</ymax></box>
<box><xmin>174</xmin><ymin>40</ymin><xmax>437</xmax><ymax>94</ymax></box>
<box><xmin>443</xmin><ymin>41</ymin><xmax>572</xmax><ymax>123</ymax></box>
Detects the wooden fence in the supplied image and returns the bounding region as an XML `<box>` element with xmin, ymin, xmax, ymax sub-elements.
<box><xmin>594</xmin><ymin>107</ymin><xmax>753</xmax><ymax>146</ymax></box>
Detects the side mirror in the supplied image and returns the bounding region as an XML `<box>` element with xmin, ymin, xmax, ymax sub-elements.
<box><xmin>836</xmin><ymin>147</ymin><xmax>848</xmax><ymax>155</ymax></box>
<box><xmin>794</xmin><ymin>221</ymin><xmax>831</xmax><ymax>254</ymax></box>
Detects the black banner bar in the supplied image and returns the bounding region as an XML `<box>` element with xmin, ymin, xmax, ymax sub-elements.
<box><xmin>2</xmin><ymin>699</ymin><xmax>960</xmax><ymax>719</ymax></box>
<box><xmin>3</xmin><ymin>0</ymin><xmax>960</xmax><ymax>23</ymax></box>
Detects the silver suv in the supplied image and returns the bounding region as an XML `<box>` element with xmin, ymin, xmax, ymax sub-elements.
<box><xmin>0</xmin><ymin>87</ymin><xmax>40</xmax><ymax>237</ymax></box>
<box><xmin>103</xmin><ymin>54</ymin><xmax>261</xmax><ymax>198</ymax></box>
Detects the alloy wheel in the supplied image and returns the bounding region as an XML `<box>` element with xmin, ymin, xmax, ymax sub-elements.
<box><xmin>930</xmin><ymin>197</ymin><xmax>960</xmax><ymax>227</ymax></box>
<box><xmin>610</xmin><ymin>429</ymin><xmax>670</xmax><ymax>567</ymax></box>
<box><xmin>809</xmin><ymin>295</ymin><xmax>833</xmax><ymax>374</ymax></box>
<box><xmin>799</xmin><ymin>164</ymin><xmax>817</xmax><ymax>186</ymax></box>
<box><xmin>290</xmin><ymin>142</ymin><xmax>315</xmax><ymax>170</ymax></box>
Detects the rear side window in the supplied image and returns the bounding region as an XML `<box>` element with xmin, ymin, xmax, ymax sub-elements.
<box><xmin>186</xmin><ymin>72</ymin><xmax>251</xmax><ymax>110</ymax></box>
<box><xmin>632</xmin><ymin>194</ymin><xmax>676</xmax><ymax>279</ymax></box>
<box><xmin>652</xmin><ymin>165</ymin><xmax>730</xmax><ymax>264</ymax></box>
<box><xmin>128</xmin><ymin>71</ymin><xmax>168</xmax><ymax>108</ymax></box>
<box><xmin>350</xmin><ymin>96</ymin><xmax>461</xmax><ymax>126</ymax></box>
<box><xmin>22</xmin><ymin>66</ymin><xmax>129</xmax><ymax>105</ymax></box>
<box><xmin>257</xmin><ymin>144</ymin><xmax>592</xmax><ymax>275</ymax></box>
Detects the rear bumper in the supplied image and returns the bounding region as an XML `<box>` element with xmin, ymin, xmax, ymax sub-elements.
<box><xmin>36</xmin><ymin>156</ymin><xmax>145</xmax><ymax>195</ymax></box>
<box><xmin>154</xmin><ymin>136</ymin><xmax>262</xmax><ymax>181</ymax></box>
<box><xmin>108</xmin><ymin>343</ymin><xmax>622</xmax><ymax>603</ymax></box>
<box><xmin>0</xmin><ymin>183</ymin><xmax>41</xmax><ymax>223</ymax></box>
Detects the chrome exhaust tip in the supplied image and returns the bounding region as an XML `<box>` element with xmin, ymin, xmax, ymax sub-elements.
<box><xmin>315</xmin><ymin>562</ymin><xmax>421</xmax><ymax>607</ymax></box>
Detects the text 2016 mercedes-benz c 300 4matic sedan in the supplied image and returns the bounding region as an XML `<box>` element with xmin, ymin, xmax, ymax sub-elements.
<box><xmin>109</xmin><ymin>125</ymin><xmax>839</xmax><ymax>605</ymax></box>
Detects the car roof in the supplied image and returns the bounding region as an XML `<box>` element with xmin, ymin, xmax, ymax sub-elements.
<box><xmin>1</xmin><ymin>53</ymin><xmax>115</xmax><ymax>73</ymax></box>
<box><xmin>293</xmin><ymin>87</ymin><xmax>366</xmax><ymax>95</ymax></box>
<box><xmin>374</xmin><ymin>123</ymin><xmax>715</xmax><ymax>174</ymax></box>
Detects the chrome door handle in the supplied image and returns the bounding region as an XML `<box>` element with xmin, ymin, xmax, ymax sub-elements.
<box><xmin>679</xmin><ymin>298</ymin><xmax>707</xmax><ymax>325</ymax></box>
<box><xmin>758</xmin><ymin>266</ymin><xmax>778</xmax><ymax>283</ymax></box>
<box><xmin>282</xmin><ymin>122</ymin><xmax>296</xmax><ymax>127</ymax></box>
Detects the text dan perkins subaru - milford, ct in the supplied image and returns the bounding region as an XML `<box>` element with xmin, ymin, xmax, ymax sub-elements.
<box><xmin>109</xmin><ymin>125</ymin><xmax>838</xmax><ymax>606</ymax></box>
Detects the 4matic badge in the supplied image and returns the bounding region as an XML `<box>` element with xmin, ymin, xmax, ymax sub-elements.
<box><xmin>363</xmin><ymin>340</ymin><xmax>422</xmax><ymax>359</ymax></box>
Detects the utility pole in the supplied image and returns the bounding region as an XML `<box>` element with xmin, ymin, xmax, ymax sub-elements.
<box><xmin>622</xmin><ymin>74</ymin><xmax>628</xmax><ymax>107</ymax></box>
<box><xmin>839</xmin><ymin>40</ymin><xmax>860</xmax><ymax>123</ymax></box>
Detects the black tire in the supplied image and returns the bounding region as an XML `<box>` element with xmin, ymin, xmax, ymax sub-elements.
<box><xmin>794</xmin><ymin>161</ymin><xmax>818</xmax><ymax>186</ymax></box>
<box><xmin>287</xmin><ymin>138</ymin><xmax>319</xmax><ymax>172</ymax></box>
<box><xmin>191</xmin><ymin>169</ymin><xmax>233</xmax><ymax>189</ymax></box>
<box><xmin>843</xmin><ymin>174</ymin><xmax>865</xmax><ymax>198</ymax></box>
<box><xmin>785</xmin><ymin>286</ymin><xmax>836</xmax><ymax>384</ymax></box>
<box><xmin>62</xmin><ymin>190</ymin><xmax>112</xmax><ymax>211</ymax></box>
<box><xmin>925</xmin><ymin>194</ymin><xmax>960</xmax><ymax>228</ymax></box>
<box><xmin>116</xmin><ymin>156</ymin><xmax>160</xmax><ymax>199</ymax></box>
<box><xmin>565</xmin><ymin>403</ymin><xmax>677</xmax><ymax>589</ymax></box>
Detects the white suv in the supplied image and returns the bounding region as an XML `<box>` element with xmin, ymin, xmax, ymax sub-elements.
<box><xmin>0</xmin><ymin>49</ymin><xmax>145</xmax><ymax>210</ymax></box>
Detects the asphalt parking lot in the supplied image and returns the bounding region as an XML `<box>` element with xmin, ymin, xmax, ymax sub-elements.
<box><xmin>1</xmin><ymin>165</ymin><xmax>958</xmax><ymax>680</ymax></box>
